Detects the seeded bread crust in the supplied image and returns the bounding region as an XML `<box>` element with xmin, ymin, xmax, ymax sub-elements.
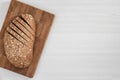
<box><xmin>4</xmin><ymin>14</ymin><xmax>35</xmax><ymax>68</ymax></box>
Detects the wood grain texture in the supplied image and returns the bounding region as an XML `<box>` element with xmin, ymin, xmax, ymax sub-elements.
<box><xmin>0</xmin><ymin>0</ymin><xmax>54</xmax><ymax>78</ymax></box>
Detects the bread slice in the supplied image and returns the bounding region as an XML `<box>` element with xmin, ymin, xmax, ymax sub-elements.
<box><xmin>4</xmin><ymin>14</ymin><xmax>35</xmax><ymax>68</ymax></box>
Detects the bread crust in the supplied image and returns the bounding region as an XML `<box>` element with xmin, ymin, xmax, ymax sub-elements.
<box><xmin>4</xmin><ymin>14</ymin><xmax>35</xmax><ymax>68</ymax></box>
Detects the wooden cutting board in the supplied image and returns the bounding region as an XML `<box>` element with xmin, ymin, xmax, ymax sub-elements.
<box><xmin>0</xmin><ymin>0</ymin><xmax>54</xmax><ymax>78</ymax></box>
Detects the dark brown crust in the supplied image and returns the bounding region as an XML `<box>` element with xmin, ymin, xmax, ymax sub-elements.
<box><xmin>4</xmin><ymin>14</ymin><xmax>35</xmax><ymax>68</ymax></box>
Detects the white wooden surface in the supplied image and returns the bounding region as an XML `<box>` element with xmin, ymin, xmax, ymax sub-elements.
<box><xmin>0</xmin><ymin>0</ymin><xmax>120</xmax><ymax>80</ymax></box>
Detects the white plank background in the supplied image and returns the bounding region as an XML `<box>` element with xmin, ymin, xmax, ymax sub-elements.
<box><xmin>0</xmin><ymin>0</ymin><xmax>120</xmax><ymax>80</ymax></box>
